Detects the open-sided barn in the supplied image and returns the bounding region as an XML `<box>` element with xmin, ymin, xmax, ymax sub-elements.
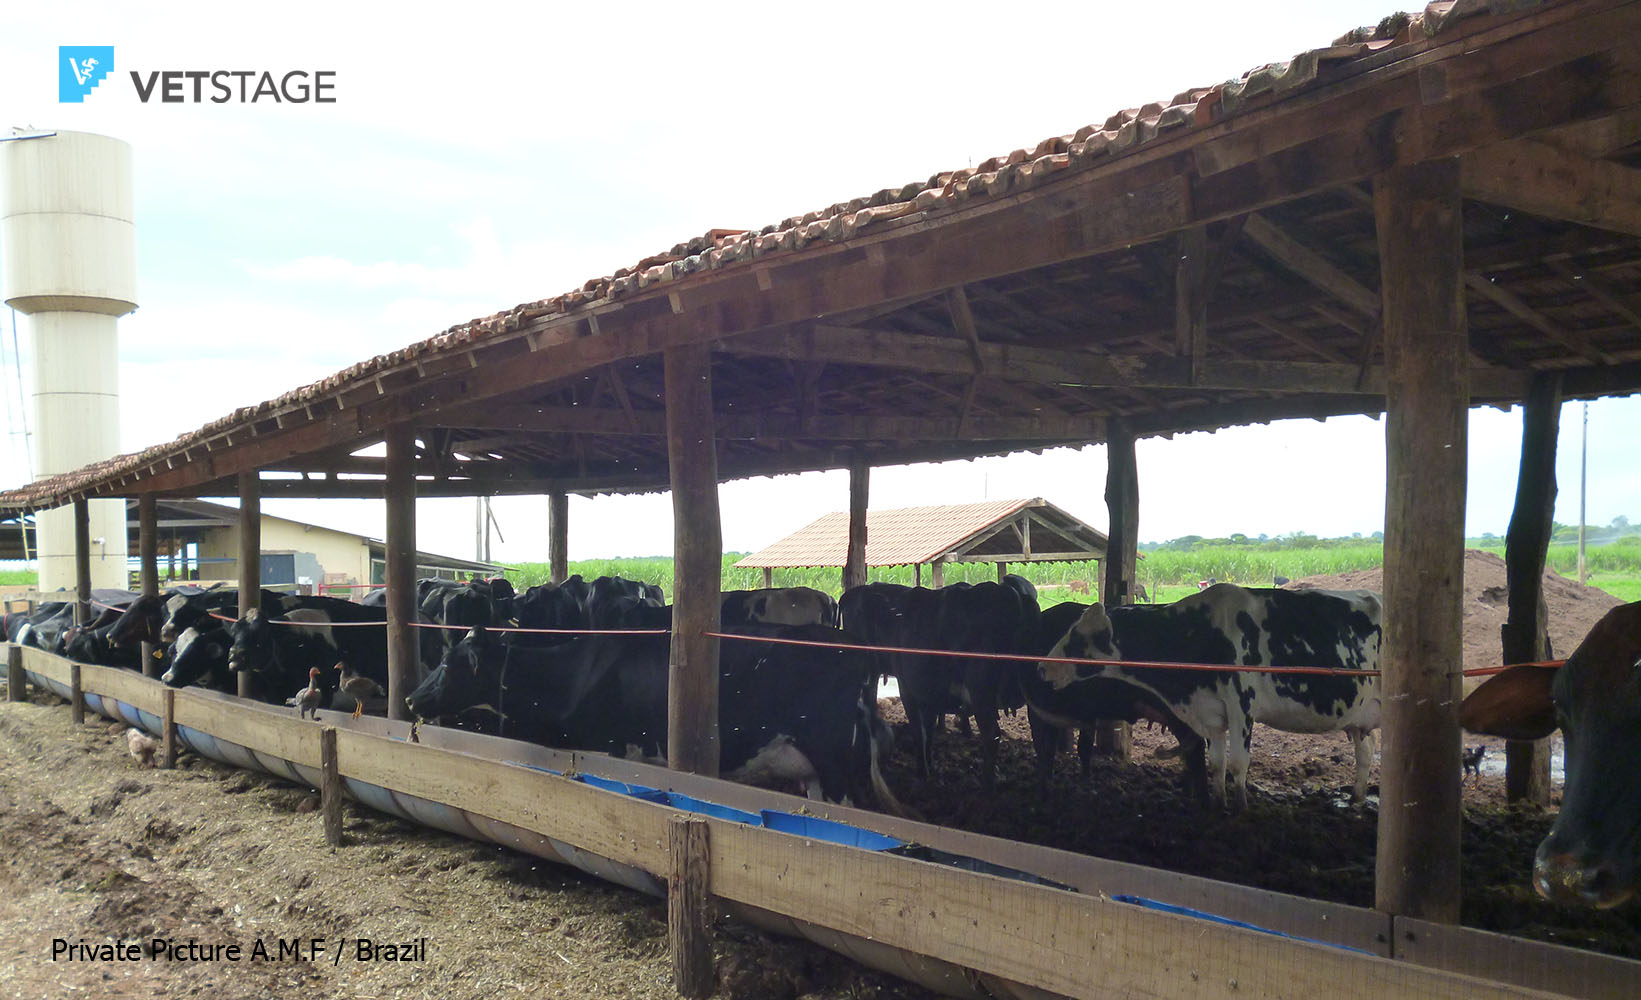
<box><xmin>6</xmin><ymin>1</ymin><xmax>1641</xmax><ymax>996</ymax></box>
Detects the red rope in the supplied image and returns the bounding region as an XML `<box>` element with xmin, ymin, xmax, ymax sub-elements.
<box><xmin>202</xmin><ymin>609</ymin><xmax>665</xmax><ymax>635</ymax></box>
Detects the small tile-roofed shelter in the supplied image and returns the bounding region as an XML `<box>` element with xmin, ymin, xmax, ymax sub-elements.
<box><xmin>735</xmin><ymin>498</ymin><xmax>1107</xmax><ymax>588</ymax></box>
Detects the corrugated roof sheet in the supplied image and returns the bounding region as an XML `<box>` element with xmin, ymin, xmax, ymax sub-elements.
<box><xmin>736</xmin><ymin>498</ymin><xmax>1107</xmax><ymax>568</ymax></box>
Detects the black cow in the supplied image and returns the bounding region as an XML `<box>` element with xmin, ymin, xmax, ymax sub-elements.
<box><xmin>585</xmin><ymin>576</ymin><xmax>664</xmax><ymax>628</ymax></box>
<box><xmin>841</xmin><ymin>581</ymin><xmax>1038</xmax><ymax>784</ymax></box>
<box><xmin>1460</xmin><ymin>601</ymin><xmax>1641</xmax><ymax>908</ymax></box>
<box><xmin>7</xmin><ymin>601</ymin><xmax>76</xmax><ymax>651</ymax></box>
<box><xmin>721</xmin><ymin>587</ymin><xmax>839</xmax><ymax>628</ymax></box>
<box><xmin>407</xmin><ymin>623</ymin><xmax>903</xmax><ymax>812</ymax></box>
<box><xmin>514</xmin><ymin>579</ymin><xmax>590</xmax><ymax>636</ymax></box>
<box><xmin>1039</xmin><ymin>584</ymin><xmax>1381</xmax><ymax>810</ymax></box>
<box><xmin>158</xmin><ymin>586</ymin><xmax>288</xmax><ymax>642</ymax></box>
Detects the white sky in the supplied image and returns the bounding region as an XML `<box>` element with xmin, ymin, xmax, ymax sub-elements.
<box><xmin>2</xmin><ymin>1</ymin><xmax>1637</xmax><ymax>563</ymax></box>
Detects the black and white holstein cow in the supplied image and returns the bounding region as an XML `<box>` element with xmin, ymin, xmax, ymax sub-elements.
<box><xmin>226</xmin><ymin>597</ymin><xmax>389</xmax><ymax>709</ymax></box>
<box><xmin>720</xmin><ymin>587</ymin><xmax>839</xmax><ymax>628</ymax></box>
<box><xmin>405</xmin><ymin>624</ymin><xmax>905</xmax><ymax>814</ymax></box>
<box><xmin>1039</xmin><ymin>584</ymin><xmax>1381</xmax><ymax>810</ymax></box>
<box><xmin>1460</xmin><ymin>601</ymin><xmax>1641</xmax><ymax>909</ymax></box>
<box><xmin>159</xmin><ymin>624</ymin><xmax>238</xmax><ymax>694</ymax></box>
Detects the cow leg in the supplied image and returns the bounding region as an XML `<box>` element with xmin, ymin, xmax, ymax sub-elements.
<box><xmin>1346</xmin><ymin>725</ymin><xmax>1374</xmax><ymax>801</ymax></box>
<box><xmin>1077</xmin><ymin>728</ymin><xmax>1095</xmax><ymax>778</ymax></box>
<box><xmin>1026</xmin><ymin>706</ymin><xmax>1061</xmax><ymax>787</ymax></box>
<box><xmin>1227</xmin><ymin>712</ymin><xmax>1253</xmax><ymax>812</ymax></box>
<box><xmin>1206</xmin><ymin>734</ymin><xmax>1229</xmax><ymax>809</ymax></box>
<box><xmin>902</xmin><ymin>698</ymin><xmax>936</xmax><ymax>779</ymax></box>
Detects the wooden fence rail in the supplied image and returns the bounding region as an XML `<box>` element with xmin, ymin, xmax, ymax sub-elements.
<box><xmin>8</xmin><ymin>642</ymin><xmax>1635</xmax><ymax>1000</ymax></box>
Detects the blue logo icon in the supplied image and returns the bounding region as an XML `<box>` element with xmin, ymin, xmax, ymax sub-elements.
<box><xmin>60</xmin><ymin>46</ymin><xmax>115</xmax><ymax>102</ymax></box>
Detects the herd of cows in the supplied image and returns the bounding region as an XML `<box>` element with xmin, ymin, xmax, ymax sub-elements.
<box><xmin>5</xmin><ymin>574</ymin><xmax>1638</xmax><ymax>909</ymax></box>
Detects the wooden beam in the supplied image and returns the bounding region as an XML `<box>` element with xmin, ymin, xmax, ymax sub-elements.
<box><xmin>844</xmin><ymin>454</ymin><xmax>869</xmax><ymax>593</ymax></box>
<box><xmin>1242</xmin><ymin>212</ymin><xmax>1380</xmax><ymax>317</ymax></box>
<box><xmin>668</xmin><ymin>816</ymin><xmax>713</xmax><ymax>998</ymax></box>
<box><xmin>1464</xmin><ymin>272</ymin><xmax>1616</xmax><ymax>364</ymax></box>
<box><xmin>1175</xmin><ymin>226</ymin><xmax>1209</xmax><ymax>384</ymax></box>
<box><xmin>73</xmin><ymin>498</ymin><xmax>91</xmax><ymax>627</ymax></box>
<box><xmin>237</xmin><ymin>473</ymin><xmax>260</xmax><ymax>699</ymax></box>
<box><xmin>384</xmin><ymin>426</ymin><xmax>418</xmax><ymax>722</ymax></box>
<box><xmin>321</xmin><ymin>726</ymin><xmax>343</xmax><ymax>846</ymax></box>
<box><xmin>6</xmin><ymin>644</ymin><xmax>23</xmax><ymax>703</ymax></box>
<box><xmin>1545</xmin><ymin>259</ymin><xmax>1641</xmax><ymax>332</ymax></box>
<box><xmin>665</xmin><ymin>344</ymin><xmax>721</xmax><ymax>778</ymax></box>
<box><xmin>1375</xmin><ymin>157</ymin><xmax>1466</xmax><ymax>924</ymax></box>
<box><xmin>1502</xmin><ymin>373</ymin><xmax>1561</xmax><ymax>806</ymax></box>
<box><xmin>138</xmin><ymin>494</ymin><xmax>160</xmax><ymax>678</ymax></box>
<box><xmin>548</xmin><ymin>492</ymin><xmax>569</xmax><ymax>585</ymax></box>
<box><xmin>1461</xmin><ymin>137</ymin><xmax>1641</xmax><ymax>239</ymax></box>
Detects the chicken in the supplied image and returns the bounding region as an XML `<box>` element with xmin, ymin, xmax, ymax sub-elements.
<box><xmin>286</xmin><ymin>666</ymin><xmax>323</xmax><ymax>720</ymax></box>
<box><xmin>335</xmin><ymin>662</ymin><xmax>384</xmax><ymax>720</ymax></box>
<box><xmin>126</xmin><ymin>727</ymin><xmax>160</xmax><ymax>768</ymax></box>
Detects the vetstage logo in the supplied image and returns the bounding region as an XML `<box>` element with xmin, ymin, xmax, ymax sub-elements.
<box><xmin>57</xmin><ymin>46</ymin><xmax>337</xmax><ymax>104</ymax></box>
<box><xmin>60</xmin><ymin>46</ymin><xmax>114</xmax><ymax>102</ymax></box>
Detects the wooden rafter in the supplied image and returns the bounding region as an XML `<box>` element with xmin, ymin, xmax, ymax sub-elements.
<box><xmin>1462</xmin><ymin>137</ymin><xmax>1641</xmax><ymax>239</ymax></box>
<box><xmin>1464</xmin><ymin>272</ymin><xmax>1616</xmax><ymax>364</ymax></box>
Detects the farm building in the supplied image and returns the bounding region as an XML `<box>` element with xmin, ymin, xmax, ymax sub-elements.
<box><xmin>5</xmin><ymin>1</ymin><xmax>1641</xmax><ymax>997</ymax></box>
<box><xmin>2</xmin><ymin>499</ymin><xmax>503</xmax><ymax>591</ymax></box>
<box><xmin>734</xmin><ymin>497</ymin><xmax>1109</xmax><ymax>587</ymax></box>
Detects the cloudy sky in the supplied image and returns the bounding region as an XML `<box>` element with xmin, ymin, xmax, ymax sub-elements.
<box><xmin>2</xmin><ymin>1</ymin><xmax>1636</xmax><ymax>564</ymax></box>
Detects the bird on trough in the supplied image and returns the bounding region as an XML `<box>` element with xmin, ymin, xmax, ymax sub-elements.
<box><xmin>126</xmin><ymin>727</ymin><xmax>160</xmax><ymax>768</ymax></box>
<box><xmin>287</xmin><ymin>666</ymin><xmax>323</xmax><ymax>720</ymax></box>
<box><xmin>336</xmin><ymin>662</ymin><xmax>385</xmax><ymax>720</ymax></box>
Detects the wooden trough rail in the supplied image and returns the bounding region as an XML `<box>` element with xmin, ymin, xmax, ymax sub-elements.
<box><xmin>8</xmin><ymin>642</ymin><xmax>1637</xmax><ymax>1000</ymax></box>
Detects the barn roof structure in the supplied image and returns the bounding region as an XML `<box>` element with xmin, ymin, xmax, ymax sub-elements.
<box><xmin>734</xmin><ymin>498</ymin><xmax>1108</xmax><ymax>570</ymax></box>
<box><xmin>6</xmin><ymin>0</ymin><xmax>1641</xmax><ymax>929</ymax></box>
<box><xmin>2</xmin><ymin>0</ymin><xmax>1639</xmax><ymax>511</ymax></box>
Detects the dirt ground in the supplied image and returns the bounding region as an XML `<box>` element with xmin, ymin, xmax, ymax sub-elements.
<box><xmin>1</xmin><ymin>550</ymin><xmax>1634</xmax><ymax>999</ymax></box>
<box><xmin>0</xmin><ymin>698</ymin><xmax>937</xmax><ymax>1000</ymax></box>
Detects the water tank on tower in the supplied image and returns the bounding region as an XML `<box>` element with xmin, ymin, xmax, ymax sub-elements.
<box><xmin>1</xmin><ymin>130</ymin><xmax>136</xmax><ymax>590</ymax></box>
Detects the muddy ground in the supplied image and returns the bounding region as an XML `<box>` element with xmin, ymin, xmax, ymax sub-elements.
<box><xmin>1</xmin><ymin>550</ymin><xmax>1635</xmax><ymax>998</ymax></box>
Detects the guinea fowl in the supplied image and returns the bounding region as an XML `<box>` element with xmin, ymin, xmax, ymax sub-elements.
<box><xmin>335</xmin><ymin>662</ymin><xmax>385</xmax><ymax>720</ymax></box>
<box><xmin>286</xmin><ymin>666</ymin><xmax>323</xmax><ymax>720</ymax></box>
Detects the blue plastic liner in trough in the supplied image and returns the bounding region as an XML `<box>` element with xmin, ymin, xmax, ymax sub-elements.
<box><xmin>1112</xmin><ymin>895</ymin><xmax>1374</xmax><ymax>955</ymax></box>
<box><xmin>761</xmin><ymin>810</ymin><xmax>904</xmax><ymax>851</ymax></box>
<box><xmin>887</xmin><ymin>845</ymin><xmax>1077</xmax><ymax>891</ymax></box>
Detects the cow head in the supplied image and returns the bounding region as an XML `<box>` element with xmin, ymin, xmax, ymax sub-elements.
<box><xmin>1039</xmin><ymin>603</ymin><xmax>1117</xmax><ymax>689</ymax></box>
<box><xmin>162</xmin><ymin>626</ymin><xmax>227</xmax><ymax>688</ymax></box>
<box><xmin>406</xmin><ymin>627</ymin><xmax>498</xmax><ymax>721</ymax></box>
<box><xmin>226</xmin><ymin>610</ymin><xmax>274</xmax><ymax>674</ymax></box>
<box><xmin>1462</xmin><ymin>601</ymin><xmax>1641</xmax><ymax>908</ymax></box>
<box><xmin>108</xmin><ymin>594</ymin><xmax>163</xmax><ymax>648</ymax></box>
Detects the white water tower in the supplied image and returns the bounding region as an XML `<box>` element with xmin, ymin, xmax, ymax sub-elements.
<box><xmin>1</xmin><ymin>130</ymin><xmax>136</xmax><ymax>590</ymax></box>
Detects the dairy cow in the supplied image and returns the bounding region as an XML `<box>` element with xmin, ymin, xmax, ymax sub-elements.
<box><xmin>720</xmin><ymin>587</ymin><xmax>839</xmax><ymax>628</ymax></box>
<box><xmin>1040</xmin><ymin>584</ymin><xmax>1381</xmax><ymax>809</ymax></box>
<box><xmin>1460</xmin><ymin>601</ymin><xmax>1641</xmax><ymax>908</ymax></box>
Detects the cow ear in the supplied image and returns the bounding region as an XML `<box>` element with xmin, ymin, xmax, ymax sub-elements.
<box><xmin>1078</xmin><ymin>603</ymin><xmax>1114</xmax><ymax>640</ymax></box>
<box><xmin>1459</xmin><ymin>664</ymin><xmax>1557</xmax><ymax>740</ymax></box>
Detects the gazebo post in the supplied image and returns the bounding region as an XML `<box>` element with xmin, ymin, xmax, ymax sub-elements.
<box><xmin>1097</xmin><ymin>421</ymin><xmax>1138</xmax><ymax>760</ymax></box>
<box><xmin>930</xmin><ymin>559</ymin><xmax>945</xmax><ymax>589</ymax></box>
<box><xmin>236</xmin><ymin>475</ymin><xmax>259</xmax><ymax>699</ymax></box>
<box><xmin>844</xmin><ymin>453</ymin><xmax>869</xmax><ymax>593</ymax></box>
<box><xmin>384</xmin><ymin>426</ymin><xmax>418</xmax><ymax>722</ymax></box>
<box><xmin>1374</xmin><ymin>158</ymin><xmax>1466</xmax><ymax>923</ymax></box>
<box><xmin>761</xmin><ymin>567</ymin><xmax>773</xmax><ymax>589</ymax></box>
<box><xmin>665</xmin><ymin>344</ymin><xmax>721</xmax><ymax>777</ymax></box>
<box><xmin>138</xmin><ymin>494</ymin><xmax>160</xmax><ymax>677</ymax></box>
<box><xmin>548</xmin><ymin>491</ymin><xmax>569</xmax><ymax>585</ymax></box>
<box><xmin>1501</xmin><ymin>372</ymin><xmax>1561</xmax><ymax>805</ymax></box>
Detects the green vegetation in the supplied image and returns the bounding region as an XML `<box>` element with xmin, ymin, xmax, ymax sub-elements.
<box><xmin>505</xmin><ymin>522</ymin><xmax>1641</xmax><ymax>604</ymax></box>
<box><xmin>0</xmin><ymin>569</ymin><xmax>38</xmax><ymax>586</ymax></box>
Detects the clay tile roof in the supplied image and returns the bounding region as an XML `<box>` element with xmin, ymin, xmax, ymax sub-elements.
<box><xmin>0</xmin><ymin>0</ymin><xmax>1560</xmax><ymax>511</ymax></box>
<box><xmin>735</xmin><ymin>498</ymin><xmax>1109</xmax><ymax>568</ymax></box>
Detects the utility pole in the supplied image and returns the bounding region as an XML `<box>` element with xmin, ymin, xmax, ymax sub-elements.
<box><xmin>1578</xmin><ymin>401</ymin><xmax>1588</xmax><ymax>585</ymax></box>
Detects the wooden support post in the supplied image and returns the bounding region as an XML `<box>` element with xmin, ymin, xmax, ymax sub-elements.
<box><xmin>844</xmin><ymin>453</ymin><xmax>869</xmax><ymax>593</ymax></box>
<box><xmin>70</xmin><ymin>662</ymin><xmax>84</xmax><ymax>725</ymax></box>
<box><xmin>548</xmin><ymin>491</ymin><xmax>569</xmax><ymax>585</ymax></box>
<box><xmin>761</xmin><ymin>567</ymin><xmax>773</xmax><ymax>589</ymax></box>
<box><xmin>997</xmin><ymin>562</ymin><xmax>1007</xmax><ymax>583</ymax></box>
<box><xmin>1175</xmin><ymin>225</ymin><xmax>1209</xmax><ymax>385</ymax></box>
<box><xmin>237</xmin><ymin>472</ymin><xmax>261</xmax><ymax>699</ymax></box>
<box><xmin>6</xmin><ymin>643</ymin><xmax>24</xmax><ymax>702</ymax></box>
<box><xmin>1502</xmin><ymin>373</ymin><xmax>1561</xmax><ymax>806</ymax></box>
<box><xmin>384</xmin><ymin>426</ymin><xmax>418</xmax><ymax>722</ymax></box>
<box><xmin>321</xmin><ymin>726</ymin><xmax>343</xmax><ymax>846</ymax></box>
<box><xmin>161</xmin><ymin>687</ymin><xmax>177</xmax><ymax>769</ymax></box>
<box><xmin>914</xmin><ymin>563</ymin><xmax>922</xmax><ymax>588</ymax></box>
<box><xmin>73</xmin><ymin>498</ymin><xmax>91</xmax><ymax>627</ymax></box>
<box><xmin>664</xmin><ymin>344</ymin><xmax>721</xmax><ymax>777</ymax></box>
<box><xmin>930</xmin><ymin>560</ymin><xmax>945</xmax><ymax>589</ymax></box>
<box><xmin>139</xmin><ymin>494</ymin><xmax>161</xmax><ymax>678</ymax></box>
<box><xmin>669</xmin><ymin>815</ymin><xmax>713</xmax><ymax>998</ymax></box>
<box><xmin>1097</xmin><ymin>421</ymin><xmax>1139</xmax><ymax>759</ymax></box>
<box><xmin>1375</xmin><ymin>157</ymin><xmax>1467</xmax><ymax>924</ymax></box>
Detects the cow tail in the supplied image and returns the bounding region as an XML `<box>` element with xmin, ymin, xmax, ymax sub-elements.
<box><xmin>865</xmin><ymin>718</ymin><xmax>917</xmax><ymax>821</ymax></box>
